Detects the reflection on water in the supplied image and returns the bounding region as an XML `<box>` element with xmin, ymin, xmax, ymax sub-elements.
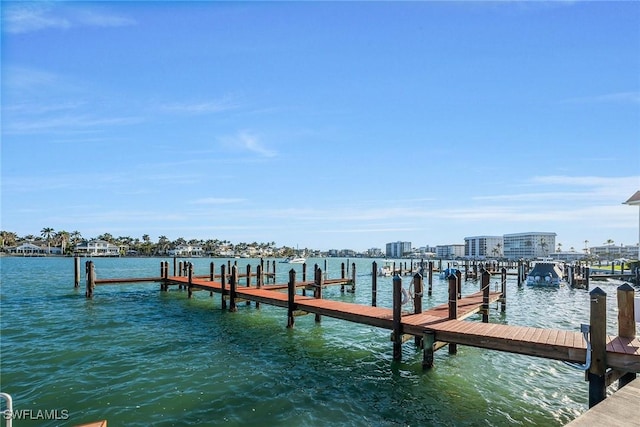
<box><xmin>1</xmin><ymin>256</ymin><xmax>635</xmax><ymax>426</ymax></box>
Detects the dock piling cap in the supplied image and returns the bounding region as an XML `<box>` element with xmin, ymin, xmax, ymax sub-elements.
<box><xmin>589</xmin><ymin>287</ymin><xmax>607</xmax><ymax>296</ymax></box>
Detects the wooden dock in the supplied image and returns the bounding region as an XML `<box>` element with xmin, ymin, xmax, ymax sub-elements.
<box><xmin>565</xmin><ymin>377</ymin><xmax>640</xmax><ymax>426</ymax></box>
<box><xmin>77</xmin><ymin>258</ymin><xmax>640</xmax><ymax>414</ymax></box>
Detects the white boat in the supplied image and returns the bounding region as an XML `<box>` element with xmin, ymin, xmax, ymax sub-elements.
<box><xmin>281</xmin><ymin>256</ymin><xmax>306</xmax><ymax>264</ymax></box>
<box><xmin>378</xmin><ymin>261</ymin><xmax>394</xmax><ymax>277</ymax></box>
<box><xmin>525</xmin><ymin>261</ymin><xmax>565</xmax><ymax>287</ymax></box>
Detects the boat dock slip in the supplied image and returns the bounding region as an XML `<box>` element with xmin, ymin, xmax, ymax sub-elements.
<box><xmin>77</xmin><ymin>258</ymin><xmax>640</xmax><ymax>416</ymax></box>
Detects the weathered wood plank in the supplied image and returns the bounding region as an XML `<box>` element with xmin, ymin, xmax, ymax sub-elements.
<box><xmin>565</xmin><ymin>377</ymin><xmax>640</xmax><ymax>426</ymax></box>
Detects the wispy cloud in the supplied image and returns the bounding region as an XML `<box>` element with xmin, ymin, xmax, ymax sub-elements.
<box><xmin>3</xmin><ymin>3</ymin><xmax>136</xmax><ymax>34</ymax></box>
<box><xmin>159</xmin><ymin>97</ymin><xmax>243</xmax><ymax>115</ymax></box>
<box><xmin>4</xmin><ymin>114</ymin><xmax>143</xmax><ymax>135</ymax></box>
<box><xmin>219</xmin><ymin>131</ymin><xmax>277</xmax><ymax>158</ymax></box>
<box><xmin>190</xmin><ymin>198</ymin><xmax>246</xmax><ymax>205</ymax></box>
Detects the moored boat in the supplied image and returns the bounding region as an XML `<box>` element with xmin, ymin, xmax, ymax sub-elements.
<box><xmin>526</xmin><ymin>261</ymin><xmax>564</xmax><ymax>287</ymax></box>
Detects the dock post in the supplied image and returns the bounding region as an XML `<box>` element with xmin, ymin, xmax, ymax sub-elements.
<box><xmin>617</xmin><ymin>283</ymin><xmax>637</xmax><ymax>387</ymax></box>
<box><xmin>428</xmin><ymin>261</ymin><xmax>433</xmax><ymax>296</ymax></box>
<box><xmin>349</xmin><ymin>262</ymin><xmax>356</xmax><ymax>293</ymax></box>
<box><xmin>220</xmin><ymin>265</ymin><xmax>227</xmax><ymax>310</ymax></box>
<box><xmin>456</xmin><ymin>269</ymin><xmax>462</xmax><ymax>299</ymax></box>
<box><xmin>371</xmin><ymin>261</ymin><xmax>377</xmax><ymax>307</ymax></box>
<box><xmin>85</xmin><ymin>261</ymin><xmax>95</xmax><ymax>298</ymax></box>
<box><xmin>255</xmin><ymin>264</ymin><xmax>262</xmax><ymax>309</ymax></box>
<box><xmin>302</xmin><ymin>263</ymin><xmax>307</xmax><ymax>296</ymax></box>
<box><xmin>447</xmin><ymin>272</ymin><xmax>458</xmax><ymax>355</ymax></box>
<box><xmin>187</xmin><ymin>263</ymin><xmax>193</xmax><ymax>298</ymax></box>
<box><xmin>422</xmin><ymin>332</ymin><xmax>435</xmax><ymax>369</ymax></box>
<box><xmin>173</xmin><ymin>256</ymin><xmax>177</xmax><ymax>277</ymax></box>
<box><xmin>341</xmin><ymin>263</ymin><xmax>346</xmax><ymax>292</ymax></box>
<box><xmin>500</xmin><ymin>267</ymin><xmax>507</xmax><ymax>312</ymax></box>
<box><xmin>314</xmin><ymin>267</ymin><xmax>323</xmax><ymax>323</ymax></box>
<box><xmin>481</xmin><ymin>269</ymin><xmax>490</xmax><ymax>323</ymax></box>
<box><xmin>160</xmin><ymin>261</ymin><xmax>166</xmax><ymax>291</ymax></box>
<box><xmin>392</xmin><ymin>275</ymin><xmax>403</xmax><ymax>361</ymax></box>
<box><xmin>209</xmin><ymin>262</ymin><xmax>215</xmax><ymax>296</ymax></box>
<box><xmin>74</xmin><ymin>256</ymin><xmax>80</xmax><ymax>288</ymax></box>
<box><xmin>229</xmin><ymin>266</ymin><xmax>238</xmax><ymax>312</ymax></box>
<box><xmin>584</xmin><ymin>266</ymin><xmax>590</xmax><ymax>290</ymax></box>
<box><xmin>588</xmin><ymin>287</ymin><xmax>607</xmax><ymax>408</ymax></box>
<box><xmin>324</xmin><ymin>259</ymin><xmax>328</xmax><ymax>281</ymax></box>
<box><xmin>413</xmin><ymin>272</ymin><xmax>423</xmax><ymax>347</ymax></box>
<box><xmin>517</xmin><ymin>261</ymin><xmax>523</xmax><ymax>287</ymax></box>
<box><xmin>287</xmin><ymin>269</ymin><xmax>296</xmax><ymax>328</ymax></box>
<box><xmin>272</xmin><ymin>260</ymin><xmax>276</xmax><ymax>283</ymax></box>
<box><xmin>245</xmin><ymin>264</ymin><xmax>251</xmax><ymax>305</ymax></box>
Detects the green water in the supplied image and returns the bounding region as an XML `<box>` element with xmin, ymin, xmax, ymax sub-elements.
<box><xmin>0</xmin><ymin>257</ymin><xmax>634</xmax><ymax>426</ymax></box>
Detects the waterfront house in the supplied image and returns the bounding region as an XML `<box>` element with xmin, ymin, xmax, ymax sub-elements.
<box><xmin>168</xmin><ymin>244</ymin><xmax>204</xmax><ymax>257</ymax></box>
<box><xmin>75</xmin><ymin>239</ymin><xmax>120</xmax><ymax>256</ymax></box>
<box><xmin>7</xmin><ymin>242</ymin><xmax>47</xmax><ymax>255</ymax></box>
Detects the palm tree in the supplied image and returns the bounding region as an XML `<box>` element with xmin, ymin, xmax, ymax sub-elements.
<box><xmin>56</xmin><ymin>230</ymin><xmax>70</xmax><ymax>255</ymax></box>
<box><xmin>157</xmin><ymin>235</ymin><xmax>170</xmax><ymax>255</ymax></box>
<box><xmin>70</xmin><ymin>230</ymin><xmax>82</xmax><ymax>244</ymax></box>
<box><xmin>0</xmin><ymin>231</ymin><xmax>18</xmax><ymax>248</ymax></box>
<box><xmin>557</xmin><ymin>242</ymin><xmax>563</xmax><ymax>252</ymax></box>
<box><xmin>41</xmin><ymin>227</ymin><xmax>55</xmax><ymax>254</ymax></box>
<box><xmin>540</xmin><ymin>238</ymin><xmax>548</xmax><ymax>256</ymax></box>
<box><xmin>604</xmin><ymin>239</ymin><xmax>615</xmax><ymax>261</ymax></box>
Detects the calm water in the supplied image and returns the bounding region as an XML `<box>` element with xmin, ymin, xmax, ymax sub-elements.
<box><xmin>0</xmin><ymin>256</ymin><xmax>635</xmax><ymax>426</ymax></box>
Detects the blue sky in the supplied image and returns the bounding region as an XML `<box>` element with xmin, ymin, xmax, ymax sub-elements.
<box><xmin>2</xmin><ymin>1</ymin><xmax>639</xmax><ymax>252</ymax></box>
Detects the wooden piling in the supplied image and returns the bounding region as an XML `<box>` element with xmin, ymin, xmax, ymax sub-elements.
<box><xmin>85</xmin><ymin>261</ymin><xmax>95</xmax><ymax>298</ymax></box>
<box><xmin>229</xmin><ymin>266</ymin><xmax>238</xmax><ymax>312</ymax></box>
<box><xmin>371</xmin><ymin>261</ymin><xmax>377</xmax><ymax>307</ymax></box>
<box><xmin>173</xmin><ymin>256</ymin><xmax>177</xmax><ymax>277</ymax></box>
<box><xmin>349</xmin><ymin>262</ymin><xmax>356</xmax><ymax>293</ymax></box>
<box><xmin>245</xmin><ymin>264</ymin><xmax>251</xmax><ymax>305</ymax></box>
<box><xmin>617</xmin><ymin>283</ymin><xmax>637</xmax><ymax>387</ymax></box>
<box><xmin>392</xmin><ymin>275</ymin><xmax>403</xmax><ymax>361</ymax></box>
<box><xmin>74</xmin><ymin>256</ymin><xmax>80</xmax><ymax>288</ymax></box>
<box><xmin>481</xmin><ymin>269</ymin><xmax>490</xmax><ymax>323</ymax></box>
<box><xmin>584</xmin><ymin>266</ymin><xmax>590</xmax><ymax>290</ymax></box>
<box><xmin>413</xmin><ymin>272</ymin><xmax>423</xmax><ymax>347</ymax></box>
<box><xmin>255</xmin><ymin>264</ymin><xmax>262</xmax><ymax>309</ymax></box>
<box><xmin>588</xmin><ymin>287</ymin><xmax>607</xmax><ymax>408</ymax></box>
<box><xmin>187</xmin><ymin>263</ymin><xmax>193</xmax><ymax>298</ymax></box>
<box><xmin>220</xmin><ymin>264</ymin><xmax>227</xmax><ymax>310</ymax></box>
<box><xmin>341</xmin><ymin>263</ymin><xmax>346</xmax><ymax>292</ymax></box>
<box><xmin>428</xmin><ymin>261</ymin><xmax>433</xmax><ymax>296</ymax></box>
<box><xmin>422</xmin><ymin>332</ymin><xmax>435</xmax><ymax>369</ymax></box>
<box><xmin>500</xmin><ymin>267</ymin><xmax>507</xmax><ymax>312</ymax></box>
<box><xmin>287</xmin><ymin>269</ymin><xmax>296</xmax><ymax>328</ymax></box>
<box><xmin>447</xmin><ymin>272</ymin><xmax>458</xmax><ymax>354</ymax></box>
<box><xmin>314</xmin><ymin>267</ymin><xmax>323</xmax><ymax>323</ymax></box>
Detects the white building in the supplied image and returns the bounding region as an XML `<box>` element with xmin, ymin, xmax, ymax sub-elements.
<box><xmin>436</xmin><ymin>244</ymin><xmax>465</xmax><ymax>259</ymax></box>
<box><xmin>464</xmin><ymin>236</ymin><xmax>503</xmax><ymax>259</ymax></box>
<box><xmin>386</xmin><ymin>241</ymin><xmax>412</xmax><ymax>258</ymax></box>
<box><xmin>75</xmin><ymin>239</ymin><xmax>120</xmax><ymax>256</ymax></box>
<box><xmin>503</xmin><ymin>232</ymin><xmax>556</xmax><ymax>260</ymax></box>
<box><xmin>168</xmin><ymin>244</ymin><xmax>204</xmax><ymax>257</ymax></box>
<box><xmin>8</xmin><ymin>242</ymin><xmax>46</xmax><ymax>255</ymax></box>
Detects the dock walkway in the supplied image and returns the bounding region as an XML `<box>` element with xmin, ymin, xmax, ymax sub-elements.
<box><xmin>163</xmin><ymin>275</ymin><xmax>640</xmax><ymax>372</ymax></box>
<box><xmin>565</xmin><ymin>377</ymin><xmax>640</xmax><ymax>426</ymax></box>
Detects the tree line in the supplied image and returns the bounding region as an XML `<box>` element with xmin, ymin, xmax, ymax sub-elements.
<box><xmin>0</xmin><ymin>228</ymin><xmax>300</xmax><ymax>257</ymax></box>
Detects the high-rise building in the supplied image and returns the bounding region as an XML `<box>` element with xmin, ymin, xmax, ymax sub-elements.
<box><xmin>464</xmin><ymin>236</ymin><xmax>503</xmax><ymax>259</ymax></box>
<box><xmin>503</xmin><ymin>232</ymin><xmax>556</xmax><ymax>260</ymax></box>
<box><xmin>385</xmin><ymin>241</ymin><xmax>412</xmax><ymax>258</ymax></box>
